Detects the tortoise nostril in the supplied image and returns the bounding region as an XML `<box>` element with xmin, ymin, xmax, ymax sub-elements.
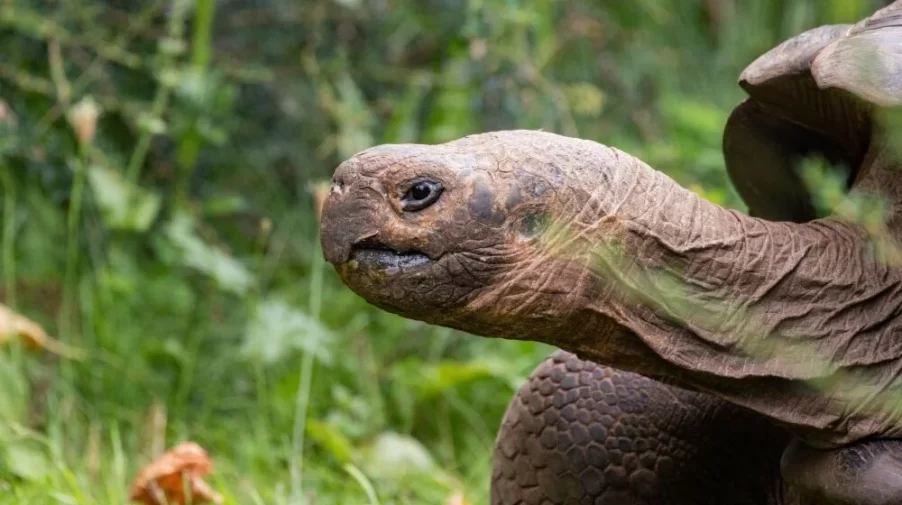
<box><xmin>331</xmin><ymin>176</ymin><xmax>346</xmax><ymax>196</ymax></box>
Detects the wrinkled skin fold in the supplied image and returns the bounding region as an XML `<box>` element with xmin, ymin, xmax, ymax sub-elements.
<box><xmin>320</xmin><ymin>130</ymin><xmax>902</xmax><ymax>448</ymax></box>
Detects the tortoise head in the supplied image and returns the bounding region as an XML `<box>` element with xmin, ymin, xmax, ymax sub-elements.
<box><xmin>319</xmin><ymin>131</ymin><xmax>613</xmax><ymax>338</ymax></box>
<box><xmin>319</xmin><ymin>140</ymin><xmax>512</xmax><ymax>304</ymax></box>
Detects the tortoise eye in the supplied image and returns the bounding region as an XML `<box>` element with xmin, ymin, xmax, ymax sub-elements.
<box><xmin>401</xmin><ymin>180</ymin><xmax>443</xmax><ymax>212</ymax></box>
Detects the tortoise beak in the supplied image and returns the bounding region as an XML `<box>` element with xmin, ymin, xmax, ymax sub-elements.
<box><xmin>320</xmin><ymin>185</ymin><xmax>381</xmax><ymax>265</ymax></box>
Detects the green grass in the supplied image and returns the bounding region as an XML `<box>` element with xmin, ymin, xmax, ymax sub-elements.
<box><xmin>0</xmin><ymin>172</ymin><xmax>551</xmax><ymax>503</ymax></box>
<box><xmin>0</xmin><ymin>0</ymin><xmax>890</xmax><ymax>503</ymax></box>
<box><xmin>0</xmin><ymin>222</ymin><xmax>550</xmax><ymax>504</ymax></box>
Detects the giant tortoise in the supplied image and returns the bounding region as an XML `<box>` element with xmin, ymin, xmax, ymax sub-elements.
<box><xmin>319</xmin><ymin>3</ymin><xmax>902</xmax><ymax>504</ymax></box>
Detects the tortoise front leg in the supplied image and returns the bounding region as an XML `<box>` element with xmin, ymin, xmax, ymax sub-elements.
<box><xmin>491</xmin><ymin>351</ymin><xmax>795</xmax><ymax>505</ymax></box>
<box><xmin>781</xmin><ymin>438</ymin><xmax>902</xmax><ymax>505</ymax></box>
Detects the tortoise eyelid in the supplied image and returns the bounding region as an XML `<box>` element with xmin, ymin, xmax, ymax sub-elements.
<box><xmin>400</xmin><ymin>179</ymin><xmax>444</xmax><ymax>212</ymax></box>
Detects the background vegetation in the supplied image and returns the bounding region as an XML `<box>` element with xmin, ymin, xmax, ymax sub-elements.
<box><xmin>0</xmin><ymin>0</ymin><xmax>889</xmax><ymax>503</ymax></box>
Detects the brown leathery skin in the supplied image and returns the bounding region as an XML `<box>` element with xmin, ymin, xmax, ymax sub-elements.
<box><xmin>492</xmin><ymin>351</ymin><xmax>798</xmax><ymax>505</ymax></box>
<box><xmin>320</xmin><ymin>129</ymin><xmax>902</xmax><ymax>448</ymax></box>
<box><xmin>781</xmin><ymin>437</ymin><xmax>902</xmax><ymax>505</ymax></box>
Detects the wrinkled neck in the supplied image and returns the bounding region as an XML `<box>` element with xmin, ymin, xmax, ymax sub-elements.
<box><xmin>557</xmin><ymin>154</ymin><xmax>829</xmax><ymax>374</ymax></box>
<box><xmin>534</xmin><ymin>150</ymin><xmax>902</xmax><ymax>446</ymax></box>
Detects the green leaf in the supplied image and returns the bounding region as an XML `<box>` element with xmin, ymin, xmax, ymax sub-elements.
<box><xmin>164</xmin><ymin>213</ymin><xmax>253</xmax><ymax>295</ymax></box>
<box><xmin>241</xmin><ymin>298</ymin><xmax>334</xmax><ymax>365</ymax></box>
<box><xmin>307</xmin><ymin>419</ymin><xmax>354</xmax><ymax>464</ymax></box>
<box><xmin>86</xmin><ymin>165</ymin><xmax>162</xmax><ymax>232</ymax></box>
<box><xmin>361</xmin><ymin>432</ymin><xmax>434</xmax><ymax>479</ymax></box>
<box><xmin>3</xmin><ymin>440</ymin><xmax>49</xmax><ymax>482</ymax></box>
<box><xmin>137</xmin><ymin>114</ymin><xmax>167</xmax><ymax>135</ymax></box>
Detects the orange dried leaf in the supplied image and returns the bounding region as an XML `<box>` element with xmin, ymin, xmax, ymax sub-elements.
<box><xmin>0</xmin><ymin>303</ymin><xmax>84</xmax><ymax>358</ymax></box>
<box><xmin>130</xmin><ymin>442</ymin><xmax>223</xmax><ymax>505</ymax></box>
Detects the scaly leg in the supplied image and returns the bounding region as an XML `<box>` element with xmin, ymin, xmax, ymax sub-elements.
<box><xmin>492</xmin><ymin>351</ymin><xmax>796</xmax><ymax>505</ymax></box>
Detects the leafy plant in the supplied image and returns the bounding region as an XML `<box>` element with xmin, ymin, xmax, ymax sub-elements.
<box><xmin>0</xmin><ymin>0</ymin><xmax>888</xmax><ymax>503</ymax></box>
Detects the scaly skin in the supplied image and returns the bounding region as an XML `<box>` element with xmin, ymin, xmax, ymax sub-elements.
<box><xmin>500</xmin><ymin>351</ymin><xmax>902</xmax><ymax>505</ymax></box>
<box><xmin>493</xmin><ymin>351</ymin><xmax>797</xmax><ymax>505</ymax></box>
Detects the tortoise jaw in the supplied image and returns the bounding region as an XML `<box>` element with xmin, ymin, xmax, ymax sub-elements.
<box><xmin>347</xmin><ymin>237</ymin><xmax>435</xmax><ymax>274</ymax></box>
<box><xmin>334</xmin><ymin>238</ymin><xmax>449</xmax><ymax>318</ymax></box>
<box><xmin>349</xmin><ymin>245</ymin><xmax>434</xmax><ymax>272</ymax></box>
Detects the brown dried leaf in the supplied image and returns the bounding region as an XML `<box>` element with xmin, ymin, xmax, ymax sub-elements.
<box><xmin>130</xmin><ymin>442</ymin><xmax>223</xmax><ymax>505</ymax></box>
<box><xmin>0</xmin><ymin>303</ymin><xmax>84</xmax><ymax>359</ymax></box>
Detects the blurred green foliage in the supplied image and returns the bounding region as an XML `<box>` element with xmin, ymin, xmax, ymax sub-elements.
<box><xmin>0</xmin><ymin>0</ymin><xmax>886</xmax><ymax>503</ymax></box>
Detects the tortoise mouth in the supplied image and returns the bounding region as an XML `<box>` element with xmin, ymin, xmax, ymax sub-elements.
<box><xmin>349</xmin><ymin>238</ymin><xmax>434</xmax><ymax>273</ymax></box>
